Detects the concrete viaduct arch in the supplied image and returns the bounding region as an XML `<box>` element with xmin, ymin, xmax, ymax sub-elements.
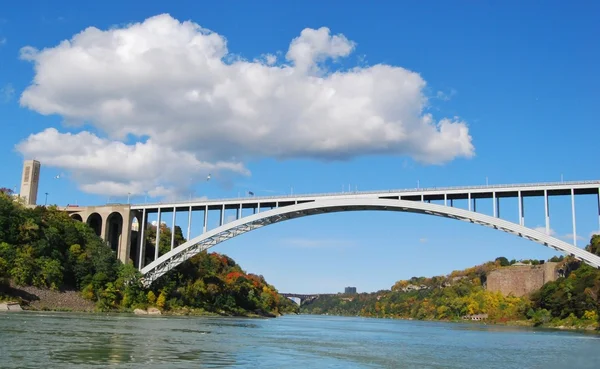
<box><xmin>140</xmin><ymin>198</ymin><xmax>600</xmax><ymax>286</ymax></box>
<box><xmin>66</xmin><ymin>205</ymin><xmax>136</xmax><ymax>262</ymax></box>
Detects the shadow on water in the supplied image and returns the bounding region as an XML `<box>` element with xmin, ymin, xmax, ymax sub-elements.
<box><xmin>48</xmin><ymin>328</ymin><xmax>238</xmax><ymax>367</ymax></box>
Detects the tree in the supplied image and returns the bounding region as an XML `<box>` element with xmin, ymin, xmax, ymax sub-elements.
<box><xmin>586</xmin><ymin>235</ymin><xmax>600</xmax><ymax>256</ymax></box>
<box><xmin>0</xmin><ymin>188</ymin><xmax>13</xmax><ymax>195</ymax></box>
<box><xmin>156</xmin><ymin>290</ymin><xmax>166</xmax><ymax>309</ymax></box>
<box><xmin>495</xmin><ymin>257</ymin><xmax>510</xmax><ymax>267</ymax></box>
<box><xmin>147</xmin><ymin>291</ymin><xmax>157</xmax><ymax>305</ymax></box>
<box><xmin>37</xmin><ymin>257</ymin><xmax>63</xmax><ymax>290</ymax></box>
<box><xmin>550</xmin><ymin>255</ymin><xmax>564</xmax><ymax>262</ymax></box>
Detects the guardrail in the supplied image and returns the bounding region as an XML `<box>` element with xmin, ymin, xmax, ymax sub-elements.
<box><xmin>131</xmin><ymin>180</ymin><xmax>600</xmax><ymax>207</ymax></box>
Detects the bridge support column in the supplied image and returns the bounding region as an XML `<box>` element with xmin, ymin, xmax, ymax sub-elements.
<box><xmin>468</xmin><ymin>193</ymin><xmax>471</xmax><ymax>211</ymax></box>
<box><xmin>493</xmin><ymin>192</ymin><xmax>497</xmax><ymax>217</ymax></box>
<box><xmin>138</xmin><ymin>208</ymin><xmax>146</xmax><ymax>269</ymax></box>
<box><xmin>497</xmin><ymin>197</ymin><xmax>500</xmax><ymax>217</ymax></box>
<box><xmin>100</xmin><ymin>215</ymin><xmax>107</xmax><ymax>241</ymax></box>
<box><xmin>444</xmin><ymin>194</ymin><xmax>447</xmax><ymax>206</ymax></box>
<box><xmin>117</xmin><ymin>210</ymin><xmax>132</xmax><ymax>264</ymax></box>
<box><xmin>571</xmin><ymin>188</ymin><xmax>577</xmax><ymax>246</ymax></box>
<box><xmin>597</xmin><ymin>187</ymin><xmax>600</xmax><ymax>233</ymax></box>
<box><xmin>155</xmin><ymin>208</ymin><xmax>161</xmax><ymax>261</ymax></box>
<box><xmin>238</xmin><ymin>204</ymin><xmax>242</xmax><ymax>220</ymax></box>
<box><xmin>170</xmin><ymin>207</ymin><xmax>176</xmax><ymax>251</ymax></box>
<box><xmin>544</xmin><ymin>190</ymin><xmax>550</xmax><ymax>235</ymax></box>
<box><xmin>203</xmin><ymin>206</ymin><xmax>208</xmax><ymax>233</ymax></box>
<box><xmin>220</xmin><ymin>204</ymin><xmax>225</xmax><ymax>226</ymax></box>
<box><xmin>187</xmin><ymin>206</ymin><xmax>192</xmax><ymax>241</ymax></box>
<box><xmin>473</xmin><ymin>198</ymin><xmax>476</xmax><ymax>212</ymax></box>
<box><xmin>518</xmin><ymin>191</ymin><xmax>524</xmax><ymax>226</ymax></box>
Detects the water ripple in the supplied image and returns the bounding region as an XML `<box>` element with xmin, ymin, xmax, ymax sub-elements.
<box><xmin>1</xmin><ymin>312</ymin><xmax>599</xmax><ymax>368</ymax></box>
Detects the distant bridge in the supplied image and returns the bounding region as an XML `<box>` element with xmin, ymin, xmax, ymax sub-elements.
<box><xmin>280</xmin><ymin>293</ymin><xmax>335</xmax><ymax>305</ymax></box>
<box><xmin>61</xmin><ymin>180</ymin><xmax>600</xmax><ymax>286</ymax></box>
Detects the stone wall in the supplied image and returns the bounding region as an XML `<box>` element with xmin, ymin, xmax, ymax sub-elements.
<box><xmin>486</xmin><ymin>262</ymin><xmax>560</xmax><ymax>297</ymax></box>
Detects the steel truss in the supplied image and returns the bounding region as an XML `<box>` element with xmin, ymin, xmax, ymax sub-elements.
<box><xmin>141</xmin><ymin>199</ymin><xmax>600</xmax><ymax>287</ymax></box>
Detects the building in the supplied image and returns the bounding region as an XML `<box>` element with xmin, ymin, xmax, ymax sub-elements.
<box><xmin>19</xmin><ymin>160</ymin><xmax>41</xmax><ymax>206</ymax></box>
<box><xmin>462</xmin><ymin>314</ymin><xmax>488</xmax><ymax>321</ymax></box>
<box><xmin>344</xmin><ymin>286</ymin><xmax>357</xmax><ymax>294</ymax></box>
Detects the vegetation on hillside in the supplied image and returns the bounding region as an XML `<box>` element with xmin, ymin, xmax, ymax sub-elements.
<box><xmin>0</xmin><ymin>189</ymin><xmax>297</xmax><ymax>315</ymax></box>
<box><xmin>528</xmin><ymin>236</ymin><xmax>600</xmax><ymax>327</ymax></box>
<box><xmin>302</xmin><ymin>248</ymin><xmax>600</xmax><ymax>330</ymax></box>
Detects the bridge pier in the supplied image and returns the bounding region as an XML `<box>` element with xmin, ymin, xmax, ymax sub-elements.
<box><xmin>597</xmin><ymin>188</ymin><xmax>600</xmax><ymax>232</ymax></box>
<box><xmin>138</xmin><ymin>208</ymin><xmax>147</xmax><ymax>269</ymax></box>
<box><xmin>544</xmin><ymin>190</ymin><xmax>550</xmax><ymax>235</ymax></box>
<box><xmin>571</xmin><ymin>188</ymin><xmax>577</xmax><ymax>246</ymax></box>
<box><xmin>65</xmin><ymin>204</ymin><xmax>133</xmax><ymax>265</ymax></box>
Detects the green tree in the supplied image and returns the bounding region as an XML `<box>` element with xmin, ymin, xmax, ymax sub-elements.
<box><xmin>495</xmin><ymin>257</ymin><xmax>510</xmax><ymax>267</ymax></box>
<box><xmin>37</xmin><ymin>257</ymin><xmax>63</xmax><ymax>290</ymax></box>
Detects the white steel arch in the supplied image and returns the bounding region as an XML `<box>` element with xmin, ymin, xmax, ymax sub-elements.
<box><xmin>141</xmin><ymin>198</ymin><xmax>600</xmax><ymax>286</ymax></box>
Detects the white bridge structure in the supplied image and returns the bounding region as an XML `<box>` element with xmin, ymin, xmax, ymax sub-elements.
<box><xmin>64</xmin><ymin>180</ymin><xmax>600</xmax><ymax>286</ymax></box>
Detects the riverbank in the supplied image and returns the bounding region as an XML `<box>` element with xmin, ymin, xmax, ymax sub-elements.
<box><xmin>296</xmin><ymin>312</ymin><xmax>600</xmax><ymax>333</ymax></box>
<box><xmin>1</xmin><ymin>283</ymin><xmax>283</xmax><ymax>318</ymax></box>
<box><xmin>2</xmin><ymin>287</ymin><xmax>594</xmax><ymax>331</ymax></box>
<box><xmin>1</xmin><ymin>284</ymin><xmax>96</xmax><ymax>312</ymax></box>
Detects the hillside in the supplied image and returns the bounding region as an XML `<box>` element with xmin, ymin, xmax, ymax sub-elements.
<box><xmin>0</xmin><ymin>189</ymin><xmax>298</xmax><ymax>316</ymax></box>
<box><xmin>301</xmin><ymin>244</ymin><xmax>600</xmax><ymax>330</ymax></box>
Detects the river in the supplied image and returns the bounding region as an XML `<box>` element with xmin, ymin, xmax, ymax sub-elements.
<box><xmin>0</xmin><ymin>312</ymin><xmax>598</xmax><ymax>368</ymax></box>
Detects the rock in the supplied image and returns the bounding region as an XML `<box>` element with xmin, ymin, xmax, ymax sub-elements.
<box><xmin>8</xmin><ymin>302</ymin><xmax>22</xmax><ymax>311</ymax></box>
<box><xmin>0</xmin><ymin>302</ymin><xmax>23</xmax><ymax>312</ymax></box>
<box><xmin>147</xmin><ymin>307</ymin><xmax>162</xmax><ymax>315</ymax></box>
<box><xmin>133</xmin><ymin>308</ymin><xmax>148</xmax><ymax>315</ymax></box>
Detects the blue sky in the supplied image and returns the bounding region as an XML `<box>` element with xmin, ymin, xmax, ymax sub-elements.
<box><xmin>1</xmin><ymin>1</ymin><xmax>599</xmax><ymax>293</ymax></box>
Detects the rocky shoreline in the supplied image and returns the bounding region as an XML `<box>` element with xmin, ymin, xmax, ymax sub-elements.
<box><xmin>2</xmin><ymin>284</ymin><xmax>96</xmax><ymax>312</ymax></box>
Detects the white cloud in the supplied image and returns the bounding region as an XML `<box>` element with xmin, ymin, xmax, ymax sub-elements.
<box><xmin>286</xmin><ymin>27</ymin><xmax>355</xmax><ymax>74</ymax></box>
<box><xmin>263</xmin><ymin>53</ymin><xmax>277</xmax><ymax>66</ymax></box>
<box><xmin>0</xmin><ymin>37</ymin><xmax>6</xmax><ymax>45</ymax></box>
<box><xmin>16</xmin><ymin>14</ymin><xmax>474</xmax><ymax>197</ymax></box>
<box><xmin>419</xmin><ymin>237</ymin><xmax>428</xmax><ymax>243</ymax></box>
<box><xmin>533</xmin><ymin>226</ymin><xmax>556</xmax><ymax>236</ymax></box>
<box><xmin>563</xmin><ymin>233</ymin><xmax>586</xmax><ymax>242</ymax></box>
<box><xmin>16</xmin><ymin>128</ymin><xmax>248</xmax><ymax>198</ymax></box>
<box><xmin>533</xmin><ymin>226</ymin><xmax>589</xmax><ymax>243</ymax></box>
<box><xmin>436</xmin><ymin>89</ymin><xmax>457</xmax><ymax>101</ymax></box>
<box><xmin>1</xmin><ymin>83</ymin><xmax>14</xmax><ymax>102</ymax></box>
<box><xmin>282</xmin><ymin>237</ymin><xmax>356</xmax><ymax>248</ymax></box>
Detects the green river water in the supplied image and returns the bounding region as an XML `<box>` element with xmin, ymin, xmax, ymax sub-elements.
<box><xmin>0</xmin><ymin>312</ymin><xmax>598</xmax><ymax>368</ymax></box>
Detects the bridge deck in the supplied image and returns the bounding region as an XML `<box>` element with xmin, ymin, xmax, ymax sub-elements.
<box><xmin>129</xmin><ymin>180</ymin><xmax>600</xmax><ymax>211</ymax></box>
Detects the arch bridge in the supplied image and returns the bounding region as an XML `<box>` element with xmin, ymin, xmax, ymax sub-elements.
<box><xmin>62</xmin><ymin>180</ymin><xmax>600</xmax><ymax>286</ymax></box>
<box><xmin>279</xmin><ymin>293</ymin><xmax>335</xmax><ymax>306</ymax></box>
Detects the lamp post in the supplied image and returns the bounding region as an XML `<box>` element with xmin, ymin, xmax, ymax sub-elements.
<box><xmin>44</xmin><ymin>192</ymin><xmax>49</xmax><ymax>206</ymax></box>
<box><xmin>127</xmin><ymin>192</ymin><xmax>131</xmax><ymax>204</ymax></box>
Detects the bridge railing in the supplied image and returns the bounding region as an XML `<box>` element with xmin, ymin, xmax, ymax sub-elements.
<box><xmin>133</xmin><ymin>180</ymin><xmax>600</xmax><ymax>207</ymax></box>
